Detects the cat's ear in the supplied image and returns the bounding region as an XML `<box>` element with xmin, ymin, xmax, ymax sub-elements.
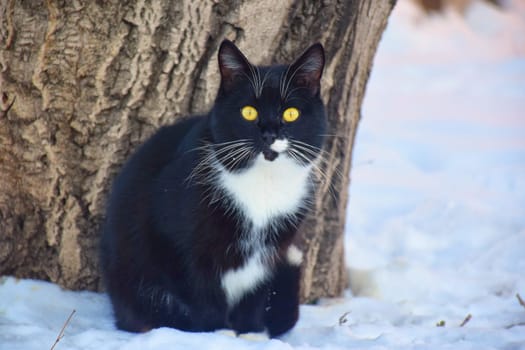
<box><xmin>218</xmin><ymin>40</ymin><xmax>252</xmax><ymax>91</ymax></box>
<box><xmin>288</xmin><ymin>43</ymin><xmax>325</xmax><ymax>96</ymax></box>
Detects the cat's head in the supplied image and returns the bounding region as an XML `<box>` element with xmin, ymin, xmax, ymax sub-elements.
<box><xmin>209</xmin><ymin>40</ymin><xmax>326</xmax><ymax>171</ymax></box>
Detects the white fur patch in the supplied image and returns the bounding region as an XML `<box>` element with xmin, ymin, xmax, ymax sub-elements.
<box><xmin>221</xmin><ymin>252</ymin><xmax>269</xmax><ymax>306</ymax></box>
<box><xmin>218</xmin><ymin>153</ymin><xmax>311</xmax><ymax>230</ymax></box>
<box><xmin>286</xmin><ymin>244</ymin><xmax>303</xmax><ymax>266</ymax></box>
<box><xmin>217</xmin><ymin>150</ymin><xmax>312</xmax><ymax>306</ymax></box>
<box><xmin>270</xmin><ymin>139</ymin><xmax>289</xmax><ymax>153</ymax></box>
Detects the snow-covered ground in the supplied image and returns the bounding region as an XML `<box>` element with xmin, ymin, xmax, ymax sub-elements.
<box><xmin>1</xmin><ymin>1</ymin><xmax>524</xmax><ymax>349</ymax></box>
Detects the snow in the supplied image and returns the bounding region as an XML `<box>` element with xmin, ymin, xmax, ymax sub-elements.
<box><xmin>1</xmin><ymin>0</ymin><xmax>525</xmax><ymax>349</ymax></box>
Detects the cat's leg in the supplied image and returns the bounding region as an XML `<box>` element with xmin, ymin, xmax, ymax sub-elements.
<box><xmin>103</xmin><ymin>270</ymin><xmax>154</xmax><ymax>332</ymax></box>
<box><xmin>138</xmin><ymin>283</ymin><xmax>229</xmax><ymax>332</ymax></box>
<box><xmin>227</xmin><ymin>286</ymin><xmax>268</xmax><ymax>335</ymax></box>
<box><xmin>264</xmin><ymin>245</ymin><xmax>303</xmax><ymax>338</ymax></box>
<box><xmin>110</xmin><ymin>295</ymin><xmax>153</xmax><ymax>332</ymax></box>
<box><xmin>109</xmin><ymin>275</ymin><xmax>227</xmax><ymax>333</ymax></box>
<box><xmin>183</xmin><ymin>298</ymin><xmax>229</xmax><ymax>332</ymax></box>
<box><xmin>107</xmin><ymin>278</ymin><xmax>192</xmax><ymax>332</ymax></box>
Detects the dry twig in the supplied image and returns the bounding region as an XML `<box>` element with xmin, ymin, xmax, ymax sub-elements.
<box><xmin>50</xmin><ymin>309</ymin><xmax>76</xmax><ymax>350</ymax></box>
<box><xmin>503</xmin><ymin>294</ymin><xmax>525</xmax><ymax>329</ymax></box>
<box><xmin>338</xmin><ymin>311</ymin><xmax>351</xmax><ymax>326</ymax></box>
<box><xmin>517</xmin><ymin>293</ymin><xmax>525</xmax><ymax>309</ymax></box>
<box><xmin>459</xmin><ymin>314</ymin><xmax>472</xmax><ymax>327</ymax></box>
<box><xmin>504</xmin><ymin>322</ymin><xmax>525</xmax><ymax>329</ymax></box>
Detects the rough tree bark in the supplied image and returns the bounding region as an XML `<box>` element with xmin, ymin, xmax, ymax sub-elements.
<box><xmin>0</xmin><ymin>0</ymin><xmax>394</xmax><ymax>302</ymax></box>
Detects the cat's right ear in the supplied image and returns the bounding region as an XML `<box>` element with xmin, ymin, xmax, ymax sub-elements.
<box><xmin>218</xmin><ymin>40</ymin><xmax>252</xmax><ymax>92</ymax></box>
<box><xmin>287</xmin><ymin>43</ymin><xmax>325</xmax><ymax>97</ymax></box>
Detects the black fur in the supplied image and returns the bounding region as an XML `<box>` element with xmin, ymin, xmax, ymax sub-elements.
<box><xmin>100</xmin><ymin>40</ymin><xmax>326</xmax><ymax>337</ymax></box>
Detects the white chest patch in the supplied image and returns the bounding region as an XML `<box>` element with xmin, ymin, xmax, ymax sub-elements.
<box><xmin>221</xmin><ymin>251</ymin><xmax>269</xmax><ymax>306</ymax></box>
<box><xmin>217</xmin><ymin>154</ymin><xmax>311</xmax><ymax>230</ymax></box>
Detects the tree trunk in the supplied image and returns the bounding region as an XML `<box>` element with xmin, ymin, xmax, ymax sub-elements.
<box><xmin>0</xmin><ymin>0</ymin><xmax>394</xmax><ymax>302</ymax></box>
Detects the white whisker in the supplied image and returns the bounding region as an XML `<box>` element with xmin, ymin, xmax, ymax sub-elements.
<box><xmin>185</xmin><ymin>140</ymin><xmax>254</xmax><ymax>185</ymax></box>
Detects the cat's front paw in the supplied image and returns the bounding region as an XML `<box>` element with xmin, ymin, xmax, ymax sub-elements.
<box><xmin>238</xmin><ymin>332</ymin><xmax>270</xmax><ymax>341</ymax></box>
<box><xmin>215</xmin><ymin>329</ymin><xmax>237</xmax><ymax>337</ymax></box>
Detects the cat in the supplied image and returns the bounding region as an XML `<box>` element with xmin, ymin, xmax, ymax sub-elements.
<box><xmin>100</xmin><ymin>39</ymin><xmax>327</xmax><ymax>338</ymax></box>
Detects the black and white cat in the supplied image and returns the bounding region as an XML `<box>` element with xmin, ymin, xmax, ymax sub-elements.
<box><xmin>100</xmin><ymin>40</ymin><xmax>327</xmax><ymax>338</ymax></box>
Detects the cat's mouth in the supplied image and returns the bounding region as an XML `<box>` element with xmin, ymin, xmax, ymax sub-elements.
<box><xmin>261</xmin><ymin>139</ymin><xmax>289</xmax><ymax>161</ymax></box>
<box><xmin>262</xmin><ymin>149</ymin><xmax>279</xmax><ymax>161</ymax></box>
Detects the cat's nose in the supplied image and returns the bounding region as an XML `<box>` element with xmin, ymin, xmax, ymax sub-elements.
<box><xmin>262</xmin><ymin>131</ymin><xmax>277</xmax><ymax>145</ymax></box>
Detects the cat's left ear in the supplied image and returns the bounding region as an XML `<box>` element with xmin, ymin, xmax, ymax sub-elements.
<box><xmin>218</xmin><ymin>39</ymin><xmax>252</xmax><ymax>92</ymax></box>
<box><xmin>288</xmin><ymin>43</ymin><xmax>325</xmax><ymax>96</ymax></box>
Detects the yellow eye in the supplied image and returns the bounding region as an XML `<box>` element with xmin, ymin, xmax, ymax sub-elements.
<box><xmin>241</xmin><ymin>105</ymin><xmax>258</xmax><ymax>121</ymax></box>
<box><xmin>283</xmin><ymin>107</ymin><xmax>300</xmax><ymax>122</ymax></box>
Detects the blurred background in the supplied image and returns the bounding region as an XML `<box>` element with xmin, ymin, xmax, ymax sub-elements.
<box><xmin>345</xmin><ymin>0</ymin><xmax>525</xmax><ymax>318</ymax></box>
